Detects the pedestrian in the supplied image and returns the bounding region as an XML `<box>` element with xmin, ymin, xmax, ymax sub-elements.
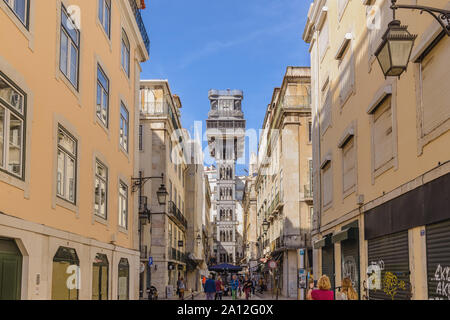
<box><xmin>204</xmin><ymin>274</ymin><xmax>216</xmax><ymax>300</ymax></box>
<box><xmin>310</xmin><ymin>275</ymin><xmax>334</xmax><ymax>300</ymax></box>
<box><xmin>215</xmin><ymin>276</ymin><xmax>224</xmax><ymax>300</ymax></box>
<box><xmin>258</xmin><ymin>278</ymin><xmax>263</xmax><ymax>293</ymax></box>
<box><xmin>306</xmin><ymin>277</ymin><xmax>316</xmax><ymax>300</ymax></box>
<box><xmin>243</xmin><ymin>276</ymin><xmax>253</xmax><ymax>300</ymax></box>
<box><xmin>230</xmin><ymin>275</ymin><xmax>240</xmax><ymax>300</ymax></box>
<box><xmin>177</xmin><ymin>277</ymin><xmax>186</xmax><ymax>300</ymax></box>
<box><xmin>202</xmin><ymin>275</ymin><xmax>206</xmax><ymax>291</ymax></box>
<box><xmin>251</xmin><ymin>277</ymin><xmax>256</xmax><ymax>295</ymax></box>
<box><xmin>238</xmin><ymin>276</ymin><xmax>243</xmax><ymax>298</ymax></box>
<box><xmin>336</xmin><ymin>277</ymin><xmax>358</xmax><ymax>300</ymax></box>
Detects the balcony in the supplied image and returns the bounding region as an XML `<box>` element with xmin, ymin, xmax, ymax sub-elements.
<box><xmin>206</xmin><ymin>120</ymin><xmax>246</xmax><ymax>130</ymax></box>
<box><xmin>129</xmin><ymin>0</ymin><xmax>150</xmax><ymax>55</ymax></box>
<box><xmin>142</xmin><ymin>102</ymin><xmax>169</xmax><ymax>115</ymax></box>
<box><xmin>170</xmin><ymin>248</ymin><xmax>186</xmax><ymax>263</ymax></box>
<box><xmin>304</xmin><ymin>185</ymin><xmax>313</xmax><ymax>201</ymax></box>
<box><xmin>140</xmin><ymin>245</ymin><xmax>148</xmax><ymax>261</ymax></box>
<box><xmin>168</xmin><ymin>201</ymin><xmax>188</xmax><ymax>229</ymax></box>
<box><xmin>208</xmin><ymin>110</ymin><xmax>244</xmax><ymax>118</ymax></box>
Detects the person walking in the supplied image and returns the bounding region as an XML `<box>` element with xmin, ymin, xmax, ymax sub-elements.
<box><xmin>230</xmin><ymin>275</ymin><xmax>240</xmax><ymax>300</ymax></box>
<box><xmin>251</xmin><ymin>277</ymin><xmax>256</xmax><ymax>295</ymax></box>
<box><xmin>336</xmin><ymin>278</ymin><xmax>358</xmax><ymax>300</ymax></box>
<box><xmin>306</xmin><ymin>277</ymin><xmax>316</xmax><ymax>300</ymax></box>
<box><xmin>243</xmin><ymin>276</ymin><xmax>253</xmax><ymax>300</ymax></box>
<box><xmin>310</xmin><ymin>275</ymin><xmax>334</xmax><ymax>300</ymax></box>
<box><xmin>177</xmin><ymin>277</ymin><xmax>186</xmax><ymax>300</ymax></box>
<box><xmin>202</xmin><ymin>276</ymin><xmax>206</xmax><ymax>291</ymax></box>
<box><xmin>204</xmin><ymin>274</ymin><xmax>216</xmax><ymax>300</ymax></box>
<box><xmin>215</xmin><ymin>276</ymin><xmax>224</xmax><ymax>300</ymax></box>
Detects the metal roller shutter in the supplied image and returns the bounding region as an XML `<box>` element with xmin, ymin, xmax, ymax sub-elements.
<box><xmin>341</xmin><ymin>237</ymin><xmax>360</xmax><ymax>298</ymax></box>
<box><xmin>322</xmin><ymin>245</ymin><xmax>335</xmax><ymax>291</ymax></box>
<box><xmin>426</xmin><ymin>219</ymin><xmax>450</xmax><ymax>300</ymax></box>
<box><xmin>368</xmin><ymin>231</ymin><xmax>411</xmax><ymax>300</ymax></box>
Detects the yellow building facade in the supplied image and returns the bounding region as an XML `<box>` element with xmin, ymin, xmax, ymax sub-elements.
<box><xmin>0</xmin><ymin>0</ymin><xmax>149</xmax><ymax>299</ymax></box>
<box><xmin>303</xmin><ymin>0</ymin><xmax>450</xmax><ymax>300</ymax></box>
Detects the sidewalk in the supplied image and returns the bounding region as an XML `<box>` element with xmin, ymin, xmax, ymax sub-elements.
<box><xmin>253</xmin><ymin>291</ymin><xmax>298</xmax><ymax>300</ymax></box>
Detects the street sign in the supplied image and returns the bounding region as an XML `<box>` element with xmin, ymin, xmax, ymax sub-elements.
<box><xmin>148</xmin><ymin>257</ymin><xmax>153</xmax><ymax>266</ymax></box>
<box><xmin>268</xmin><ymin>260</ymin><xmax>277</xmax><ymax>269</ymax></box>
<box><xmin>300</xmin><ymin>249</ymin><xmax>305</xmax><ymax>256</ymax></box>
<box><xmin>298</xmin><ymin>269</ymin><xmax>307</xmax><ymax>289</ymax></box>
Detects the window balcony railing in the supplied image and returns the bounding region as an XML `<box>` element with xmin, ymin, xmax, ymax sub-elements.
<box><xmin>168</xmin><ymin>201</ymin><xmax>188</xmax><ymax>229</ymax></box>
<box><xmin>170</xmin><ymin>248</ymin><xmax>186</xmax><ymax>263</ymax></box>
<box><xmin>304</xmin><ymin>185</ymin><xmax>313</xmax><ymax>200</ymax></box>
<box><xmin>128</xmin><ymin>0</ymin><xmax>150</xmax><ymax>55</ymax></box>
<box><xmin>142</xmin><ymin>102</ymin><xmax>169</xmax><ymax>115</ymax></box>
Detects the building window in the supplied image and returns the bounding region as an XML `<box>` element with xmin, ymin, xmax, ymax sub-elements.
<box><xmin>3</xmin><ymin>0</ymin><xmax>28</xmax><ymax>27</ymax></box>
<box><xmin>94</xmin><ymin>160</ymin><xmax>108</xmax><ymax>219</ymax></box>
<box><xmin>416</xmin><ymin>35</ymin><xmax>450</xmax><ymax>142</ymax></box>
<box><xmin>321</xmin><ymin>160</ymin><xmax>332</xmax><ymax>209</ymax></box>
<box><xmin>139</xmin><ymin>125</ymin><xmax>143</xmax><ymax>151</ymax></box>
<box><xmin>308</xmin><ymin>121</ymin><xmax>312</xmax><ymax>142</ymax></box>
<box><xmin>52</xmin><ymin>247</ymin><xmax>79</xmax><ymax>300</ymax></box>
<box><xmin>96</xmin><ymin>65</ymin><xmax>109</xmax><ymax>127</ymax></box>
<box><xmin>0</xmin><ymin>74</ymin><xmax>26</xmax><ymax>179</ymax></box>
<box><xmin>320</xmin><ymin>91</ymin><xmax>332</xmax><ymax>136</ymax></box>
<box><xmin>98</xmin><ymin>0</ymin><xmax>111</xmax><ymax>38</ymax></box>
<box><xmin>318</xmin><ymin>20</ymin><xmax>329</xmax><ymax>61</ymax></box>
<box><xmin>338</xmin><ymin>41</ymin><xmax>355</xmax><ymax>107</ymax></box>
<box><xmin>341</xmin><ymin>136</ymin><xmax>356</xmax><ymax>195</ymax></box>
<box><xmin>119</xmin><ymin>102</ymin><xmax>129</xmax><ymax>152</ymax></box>
<box><xmin>56</xmin><ymin>126</ymin><xmax>77</xmax><ymax>204</ymax></box>
<box><xmin>118</xmin><ymin>258</ymin><xmax>129</xmax><ymax>300</ymax></box>
<box><xmin>118</xmin><ymin>181</ymin><xmax>128</xmax><ymax>229</ymax></box>
<box><xmin>337</xmin><ymin>0</ymin><xmax>349</xmax><ymax>21</ymax></box>
<box><xmin>60</xmin><ymin>5</ymin><xmax>80</xmax><ymax>89</ymax></box>
<box><xmin>92</xmin><ymin>253</ymin><xmax>109</xmax><ymax>300</ymax></box>
<box><xmin>372</xmin><ymin>96</ymin><xmax>394</xmax><ymax>172</ymax></box>
<box><xmin>121</xmin><ymin>29</ymin><xmax>130</xmax><ymax>77</ymax></box>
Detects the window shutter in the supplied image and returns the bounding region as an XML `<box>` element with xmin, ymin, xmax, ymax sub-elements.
<box><xmin>319</xmin><ymin>21</ymin><xmax>329</xmax><ymax>61</ymax></box>
<box><xmin>373</xmin><ymin>97</ymin><xmax>393</xmax><ymax>170</ymax></box>
<box><xmin>421</xmin><ymin>37</ymin><xmax>450</xmax><ymax>135</ymax></box>
<box><xmin>339</xmin><ymin>49</ymin><xmax>354</xmax><ymax>105</ymax></box>
<box><xmin>322</xmin><ymin>163</ymin><xmax>332</xmax><ymax>206</ymax></box>
<box><xmin>367</xmin><ymin>0</ymin><xmax>392</xmax><ymax>57</ymax></box>
<box><xmin>342</xmin><ymin>138</ymin><xmax>356</xmax><ymax>192</ymax></box>
<box><xmin>320</xmin><ymin>92</ymin><xmax>332</xmax><ymax>135</ymax></box>
<box><xmin>338</xmin><ymin>0</ymin><xmax>348</xmax><ymax>19</ymax></box>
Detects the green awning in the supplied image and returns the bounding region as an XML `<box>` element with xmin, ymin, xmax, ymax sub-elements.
<box><xmin>332</xmin><ymin>227</ymin><xmax>358</xmax><ymax>243</ymax></box>
<box><xmin>313</xmin><ymin>235</ymin><xmax>332</xmax><ymax>249</ymax></box>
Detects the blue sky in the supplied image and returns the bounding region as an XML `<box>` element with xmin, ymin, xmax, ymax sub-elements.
<box><xmin>140</xmin><ymin>0</ymin><xmax>312</xmax><ymax>174</ymax></box>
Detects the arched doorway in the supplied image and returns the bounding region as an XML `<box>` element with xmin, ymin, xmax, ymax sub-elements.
<box><xmin>0</xmin><ymin>238</ymin><xmax>22</xmax><ymax>300</ymax></box>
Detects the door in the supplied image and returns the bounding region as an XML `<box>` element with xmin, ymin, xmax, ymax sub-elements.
<box><xmin>426</xmin><ymin>219</ymin><xmax>450</xmax><ymax>300</ymax></box>
<box><xmin>0</xmin><ymin>239</ymin><xmax>22</xmax><ymax>300</ymax></box>
<box><xmin>322</xmin><ymin>244</ymin><xmax>335</xmax><ymax>292</ymax></box>
<box><xmin>368</xmin><ymin>231</ymin><xmax>410</xmax><ymax>300</ymax></box>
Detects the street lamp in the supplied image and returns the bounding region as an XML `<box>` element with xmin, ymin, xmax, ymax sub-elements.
<box><xmin>375</xmin><ymin>0</ymin><xmax>450</xmax><ymax>78</ymax></box>
<box><xmin>156</xmin><ymin>184</ymin><xmax>168</xmax><ymax>205</ymax></box>
<box><xmin>262</xmin><ymin>219</ymin><xmax>269</xmax><ymax>235</ymax></box>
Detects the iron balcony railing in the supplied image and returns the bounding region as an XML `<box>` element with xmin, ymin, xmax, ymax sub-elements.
<box><xmin>168</xmin><ymin>201</ymin><xmax>187</xmax><ymax>229</ymax></box>
<box><xmin>142</xmin><ymin>102</ymin><xmax>169</xmax><ymax>115</ymax></box>
<box><xmin>128</xmin><ymin>0</ymin><xmax>150</xmax><ymax>55</ymax></box>
<box><xmin>304</xmin><ymin>185</ymin><xmax>313</xmax><ymax>199</ymax></box>
<box><xmin>208</xmin><ymin>110</ymin><xmax>244</xmax><ymax>118</ymax></box>
<box><xmin>170</xmin><ymin>248</ymin><xmax>186</xmax><ymax>263</ymax></box>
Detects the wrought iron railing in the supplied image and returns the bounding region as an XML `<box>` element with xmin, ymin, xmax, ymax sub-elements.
<box><xmin>128</xmin><ymin>0</ymin><xmax>150</xmax><ymax>55</ymax></box>
<box><xmin>304</xmin><ymin>185</ymin><xmax>313</xmax><ymax>199</ymax></box>
<box><xmin>168</xmin><ymin>201</ymin><xmax>187</xmax><ymax>229</ymax></box>
<box><xmin>142</xmin><ymin>102</ymin><xmax>169</xmax><ymax>115</ymax></box>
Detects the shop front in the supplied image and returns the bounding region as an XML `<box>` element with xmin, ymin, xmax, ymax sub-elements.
<box><xmin>314</xmin><ymin>234</ymin><xmax>335</xmax><ymax>292</ymax></box>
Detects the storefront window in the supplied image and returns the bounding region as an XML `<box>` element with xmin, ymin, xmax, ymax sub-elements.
<box><xmin>52</xmin><ymin>246</ymin><xmax>79</xmax><ymax>300</ymax></box>
<box><xmin>118</xmin><ymin>258</ymin><xmax>129</xmax><ymax>300</ymax></box>
<box><xmin>92</xmin><ymin>253</ymin><xmax>109</xmax><ymax>300</ymax></box>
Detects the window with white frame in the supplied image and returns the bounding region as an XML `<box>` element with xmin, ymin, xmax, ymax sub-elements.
<box><xmin>119</xmin><ymin>102</ymin><xmax>129</xmax><ymax>152</ymax></box>
<box><xmin>96</xmin><ymin>65</ymin><xmax>109</xmax><ymax>127</ymax></box>
<box><xmin>0</xmin><ymin>74</ymin><xmax>25</xmax><ymax>179</ymax></box>
<box><xmin>98</xmin><ymin>0</ymin><xmax>111</xmax><ymax>38</ymax></box>
<box><xmin>321</xmin><ymin>160</ymin><xmax>332</xmax><ymax>208</ymax></box>
<box><xmin>60</xmin><ymin>5</ymin><xmax>80</xmax><ymax>89</ymax></box>
<box><xmin>118</xmin><ymin>181</ymin><xmax>128</xmax><ymax>229</ymax></box>
<box><xmin>318</xmin><ymin>20</ymin><xmax>329</xmax><ymax>61</ymax></box>
<box><xmin>417</xmin><ymin>35</ymin><xmax>450</xmax><ymax>137</ymax></box>
<box><xmin>3</xmin><ymin>0</ymin><xmax>28</xmax><ymax>27</ymax></box>
<box><xmin>338</xmin><ymin>39</ymin><xmax>354</xmax><ymax>106</ymax></box>
<box><xmin>372</xmin><ymin>96</ymin><xmax>394</xmax><ymax>171</ymax></box>
<box><xmin>94</xmin><ymin>160</ymin><xmax>108</xmax><ymax>219</ymax></box>
<box><xmin>57</xmin><ymin>126</ymin><xmax>77</xmax><ymax>204</ymax></box>
<box><xmin>121</xmin><ymin>29</ymin><xmax>130</xmax><ymax>77</ymax></box>
<box><xmin>341</xmin><ymin>136</ymin><xmax>356</xmax><ymax>194</ymax></box>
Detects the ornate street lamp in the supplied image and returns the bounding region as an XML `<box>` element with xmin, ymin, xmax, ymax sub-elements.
<box><xmin>263</xmin><ymin>219</ymin><xmax>269</xmax><ymax>235</ymax></box>
<box><xmin>375</xmin><ymin>0</ymin><xmax>450</xmax><ymax>78</ymax></box>
<box><xmin>156</xmin><ymin>184</ymin><xmax>168</xmax><ymax>205</ymax></box>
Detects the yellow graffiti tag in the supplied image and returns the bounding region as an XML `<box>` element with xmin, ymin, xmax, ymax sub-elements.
<box><xmin>383</xmin><ymin>272</ymin><xmax>406</xmax><ymax>300</ymax></box>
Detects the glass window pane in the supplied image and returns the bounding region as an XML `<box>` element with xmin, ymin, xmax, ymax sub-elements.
<box><xmin>61</xmin><ymin>9</ymin><xmax>79</xmax><ymax>45</ymax></box>
<box><xmin>102</xmin><ymin>91</ymin><xmax>108</xmax><ymax>124</ymax></box>
<box><xmin>0</xmin><ymin>76</ymin><xmax>24</xmax><ymax>114</ymax></box>
<box><xmin>14</xmin><ymin>0</ymin><xmax>26</xmax><ymax>23</ymax></box>
<box><xmin>98</xmin><ymin>0</ymin><xmax>103</xmax><ymax>24</ymax></box>
<box><xmin>105</xmin><ymin>5</ymin><xmax>110</xmax><ymax>36</ymax></box>
<box><xmin>0</xmin><ymin>107</ymin><xmax>4</xmax><ymax>167</ymax></box>
<box><xmin>8</xmin><ymin>113</ymin><xmax>22</xmax><ymax>176</ymax></box>
<box><xmin>67</xmin><ymin>157</ymin><xmax>75</xmax><ymax>202</ymax></box>
<box><xmin>60</xmin><ymin>31</ymin><xmax>68</xmax><ymax>76</ymax></box>
<box><xmin>97</xmin><ymin>67</ymin><xmax>108</xmax><ymax>90</ymax></box>
<box><xmin>58</xmin><ymin>128</ymin><xmax>75</xmax><ymax>155</ymax></box>
<box><xmin>57</xmin><ymin>151</ymin><xmax>65</xmax><ymax>197</ymax></box>
<box><xmin>70</xmin><ymin>43</ymin><xmax>78</xmax><ymax>86</ymax></box>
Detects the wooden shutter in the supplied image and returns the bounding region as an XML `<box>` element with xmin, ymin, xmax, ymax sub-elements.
<box><xmin>322</xmin><ymin>162</ymin><xmax>332</xmax><ymax>207</ymax></box>
<box><xmin>343</xmin><ymin>138</ymin><xmax>356</xmax><ymax>192</ymax></box>
<box><xmin>338</xmin><ymin>0</ymin><xmax>348</xmax><ymax>19</ymax></box>
<box><xmin>421</xmin><ymin>37</ymin><xmax>450</xmax><ymax>135</ymax></box>
<box><xmin>319</xmin><ymin>21</ymin><xmax>329</xmax><ymax>61</ymax></box>
<box><xmin>373</xmin><ymin>97</ymin><xmax>393</xmax><ymax>170</ymax></box>
<box><xmin>367</xmin><ymin>0</ymin><xmax>392</xmax><ymax>57</ymax></box>
<box><xmin>320</xmin><ymin>92</ymin><xmax>332</xmax><ymax>135</ymax></box>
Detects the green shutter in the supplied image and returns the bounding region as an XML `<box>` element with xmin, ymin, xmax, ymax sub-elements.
<box><xmin>0</xmin><ymin>254</ymin><xmax>22</xmax><ymax>300</ymax></box>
